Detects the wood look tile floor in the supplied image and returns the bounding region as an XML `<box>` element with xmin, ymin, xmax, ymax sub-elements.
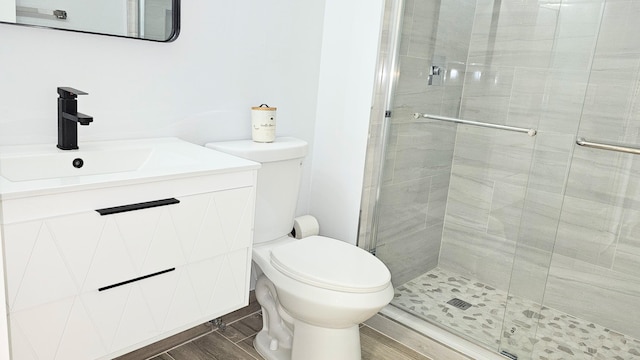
<box><xmin>119</xmin><ymin>293</ymin><xmax>431</xmax><ymax>360</ymax></box>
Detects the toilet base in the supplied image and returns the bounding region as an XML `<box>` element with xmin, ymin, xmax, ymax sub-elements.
<box><xmin>255</xmin><ymin>331</ymin><xmax>292</xmax><ymax>360</ymax></box>
<box><xmin>291</xmin><ymin>321</ymin><xmax>361</xmax><ymax>360</ymax></box>
<box><xmin>255</xmin><ymin>321</ymin><xmax>361</xmax><ymax>360</ymax></box>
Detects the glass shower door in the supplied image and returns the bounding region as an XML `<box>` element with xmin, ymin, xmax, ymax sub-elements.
<box><xmin>519</xmin><ymin>1</ymin><xmax>640</xmax><ymax>357</ymax></box>
<box><xmin>366</xmin><ymin>0</ymin><xmax>543</xmax><ymax>354</ymax></box>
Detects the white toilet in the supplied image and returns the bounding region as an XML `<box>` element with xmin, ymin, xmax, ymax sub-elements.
<box><xmin>206</xmin><ymin>137</ymin><xmax>393</xmax><ymax>360</ymax></box>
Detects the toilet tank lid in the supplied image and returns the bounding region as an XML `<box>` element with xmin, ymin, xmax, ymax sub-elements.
<box><xmin>270</xmin><ymin>236</ymin><xmax>391</xmax><ymax>293</ymax></box>
<box><xmin>205</xmin><ymin>137</ymin><xmax>308</xmax><ymax>163</ymax></box>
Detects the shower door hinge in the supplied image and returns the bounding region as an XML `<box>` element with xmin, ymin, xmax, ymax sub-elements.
<box><xmin>385</xmin><ymin>110</ymin><xmax>392</xmax><ymax>118</ymax></box>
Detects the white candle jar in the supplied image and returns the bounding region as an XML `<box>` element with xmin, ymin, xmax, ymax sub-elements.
<box><xmin>251</xmin><ymin>104</ymin><xmax>277</xmax><ymax>143</ymax></box>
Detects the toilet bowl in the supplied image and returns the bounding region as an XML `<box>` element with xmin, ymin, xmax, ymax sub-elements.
<box><xmin>205</xmin><ymin>138</ymin><xmax>393</xmax><ymax>360</ymax></box>
<box><xmin>252</xmin><ymin>235</ymin><xmax>393</xmax><ymax>360</ymax></box>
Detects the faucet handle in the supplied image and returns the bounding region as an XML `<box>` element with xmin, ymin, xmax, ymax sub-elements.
<box><xmin>57</xmin><ymin>87</ymin><xmax>88</xmax><ymax>99</ymax></box>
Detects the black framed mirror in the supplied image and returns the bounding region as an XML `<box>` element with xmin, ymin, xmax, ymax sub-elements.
<box><xmin>0</xmin><ymin>0</ymin><xmax>179</xmax><ymax>42</ymax></box>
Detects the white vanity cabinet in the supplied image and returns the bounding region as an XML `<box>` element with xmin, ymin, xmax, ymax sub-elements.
<box><xmin>1</xmin><ymin>170</ymin><xmax>256</xmax><ymax>360</ymax></box>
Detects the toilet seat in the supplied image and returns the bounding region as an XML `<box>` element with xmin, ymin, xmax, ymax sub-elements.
<box><xmin>269</xmin><ymin>236</ymin><xmax>391</xmax><ymax>293</ymax></box>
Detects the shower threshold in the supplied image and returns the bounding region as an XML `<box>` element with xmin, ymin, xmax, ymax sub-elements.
<box><xmin>392</xmin><ymin>267</ymin><xmax>640</xmax><ymax>360</ymax></box>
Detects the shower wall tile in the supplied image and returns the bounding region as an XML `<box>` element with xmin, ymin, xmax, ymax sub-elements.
<box><xmin>505</xmin><ymin>68</ymin><xmax>547</xmax><ymax>129</ymax></box>
<box><xmin>439</xmin><ymin>222</ymin><xmax>517</xmax><ymax>290</ymax></box>
<box><xmin>377</xmin><ymin>176</ymin><xmax>431</xmax><ymax>244</ymax></box>
<box><xmin>518</xmin><ymin>189</ymin><xmax>564</xmax><ymax>252</ymax></box>
<box><xmin>613</xmin><ymin>251</ymin><xmax>640</xmax><ymax>279</ymax></box>
<box><xmin>566</xmin><ymin>147</ymin><xmax>640</xmax><ymax>210</ymax></box>
<box><xmin>435</xmin><ymin>0</ymin><xmax>476</xmax><ymax>61</ymax></box>
<box><xmin>594</xmin><ymin>0</ymin><xmax>640</xmax><ymax>58</ymax></box>
<box><xmin>533</xmin><ymin>137</ymin><xmax>573</xmax><ymax>162</ymax></box>
<box><xmin>527</xmin><ymin>133</ymin><xmax>574</xmax><ymax>194</ymax></box>
<box><xmin>545</xmin><ymin>253</ymin><xmax>640</xmax><ymax>339</ymax></box>
<box><xmin>579</xmin><ymin>69</ymin><xmax>640</xmax><ymax>142</ymax></box>
<box><xmin>554</xmin><ymin>196</ymin><xmax>620</xmax><ymax>268</ymax></box>
<box><xmin>376</xmin><ymin>224</ymin><xmax>443</xmax><ymax>287</ymax></box>
<box><xmin>507</xmin><ymin>244</ymin><xmax>553</xmax><ymax>303</ymax></box>
<box><xmin>460</xmin><ymin>65</ymin><xmax>515</xmax><ymax>124</ymax></box>
<box><xmin>614</xmin><ymin>208</ymin><xmax>640</xmax><ymax>275</ymax></box>
<box><xmin>395</xmin><ymin>56</ymin><xmax>432</xmax><ymax>98</ymax></box>
<box><xmin>445</xmin><ymin>173</ymin><xmax>493</xmax><ymax>231</ymax></box>
<box><xmin>392</xmin><ymin>122</ymin><xmax>456</xmax><ymax>181</ymax></box>
<box><xmin>442</xmin><ymin>131</ymin><xmax>532</xmax><ymax>289</ymax></box>
<box><xmin>450</xmin><ymin>127</ymin><xmax>534</xmax><ymax>187</ymax></box>
<box><xmin>398</xmin><ymin>0</ymin><xmax>415</xmax><ymax>56</ymax></box>
<box><xmin>487</xmin><ymin>181</ymin><xmax>527</xmax><ymax>242</ymax></box>
<box><xmin>459</xmin><ymin>96</ymin><xmax>511</xmax><ymax>125</ymax></box>
<box><xmin>393</xmin><ymin>56</ymin><xmax>450</xmax><ymax>124</ymax></box>
<box><xmin>381</xmin><ymin>124</ymin><xmax>401</xmax><ymax>185</ymax></box>
<box><xmin>550</xmin><ymin>0</ymin><xmax>603</xmax><ymax>70</ymax></box>
<box><xmin>537</xmin><ymin>69</ymin><xmax>589</xmax><ymax>135</ymax></box>
<box><xmin>426</xmin><ymin>173</ymin><xmax>450</xmax><ymax>228</ymax></box>
<box><xmin>406</xmin><ymin>0</ymin><xmax>440</xmax><ymax>59</ymax></box>
<box><xmin>362</xmin><ymin>114</ymin><xmax>384</xmax><ymax>191</ymax></box>
<box><xmin>439</xmin><ymin>62</ymin><xmax>467</xmax><ymax>117</ymax></box>
<box><xmin>467</xmin><ymin>0</ymin><xmax>559</xmax><ymax>68</ymax></box>
<box><xmin>397</xmin><ymin>0</ymin><xmax>440</xmax><ymax>59</ymax></box>
<box><xmin>460</xmin><ymin>65</ymin><xmax>515</xmax><ymax>98</ymax></box>
<box><xmin>626</xmin><ymin>158</ymin><xmax>640</xmax><ymax>207</ymax></box>
<box><xmin>578</xmin><ymin>0</ymin><xmax>640</xmax><ymax>143</ymax></box>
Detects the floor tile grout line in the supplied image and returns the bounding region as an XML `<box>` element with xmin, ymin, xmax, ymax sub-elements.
<box><xmin>160</xmin><ymin>353</ymin><xmax>177</xmax><ymax>360</ymax></box>
<box><xmin>362</xmin><ymin>323</ymin><xmax>405</xmax><ymax>343</ymax></box>
<box><xmin>223</xmin><ymin>309</ymin><xmax>262</xmax><ymax>327</ymax></box>
<box><xmin>219</xmin><ymin>330</ymin><xmax>259</xmax><ymax>345</ymax></box>
<box><xmin>236</xmin><ymin>333</ymin><xmax>259</xmax><ymax>344</ymax></box>
<box><xmin>143</xmin><ymin>328</ymin><xmax>216</xmax><ymax>360</ymax></box>
<box><xmin>229</xmin><ymin>338</ymin><xmax>261</xmax><ymax>360</ymax></box>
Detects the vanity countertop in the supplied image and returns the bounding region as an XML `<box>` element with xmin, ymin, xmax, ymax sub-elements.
<box><xmin>0</xmin><ymin>137</ymin><xmax>260</xmax><ymax>199</ymax></box>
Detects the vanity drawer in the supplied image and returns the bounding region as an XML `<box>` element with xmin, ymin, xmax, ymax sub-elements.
<box><xmin>7</xmin><ymin>248</ymin><xmax>251</xmax><ymax>360</ymax></box>
<box><xmin>3</xmin><ymin>185</ymin><xmax>254</xmax><ymax>313</ymax></box>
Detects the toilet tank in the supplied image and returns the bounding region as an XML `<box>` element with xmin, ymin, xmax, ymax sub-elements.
<box><xmin>205</xmin><ymin>137</ymin><xmax>308</xmax><ymax>244</ymax></box>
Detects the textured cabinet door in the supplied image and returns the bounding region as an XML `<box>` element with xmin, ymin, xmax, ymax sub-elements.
<box><xmin>3</xmin><ymin>185</ymin><xmax>255</xmax><ymax>360</ymax></box>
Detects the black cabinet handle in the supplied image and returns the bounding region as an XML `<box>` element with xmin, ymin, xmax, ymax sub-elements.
<box><xmin>98</xmin><ymin>268</ymin><xmax>175</xmax><ymax>292</ymax></box>
<box><xmin>96</xmin><ymin>198</ymin><xmax>180</xmax><ymax>216</ymax></box>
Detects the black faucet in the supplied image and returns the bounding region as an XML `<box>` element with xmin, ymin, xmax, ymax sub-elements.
<box><xmin>57</xmin><ymin>87</ymin><xmax>93</xmax><ymax>150</ymax></box>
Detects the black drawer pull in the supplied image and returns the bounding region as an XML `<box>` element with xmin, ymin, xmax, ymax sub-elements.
<box><xmin>96</xmin><ymin>198</ymin><xmax>180</xmax><ymax>216</ymax></box>
<box><xmin>98</xmin><ymin>268</ymin><xmax>175</xmax><ymax>292</ymax></box>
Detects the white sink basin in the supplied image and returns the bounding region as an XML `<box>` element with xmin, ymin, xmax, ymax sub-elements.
<box><xmin>0</xmin><ymin>137</ymin><xmax>260</xmax><ymax>198</ymax></box>
<box><xmin>0</xmin><ymin>147</ymin><xmax>153</xmax><ymax>181</ymax></box>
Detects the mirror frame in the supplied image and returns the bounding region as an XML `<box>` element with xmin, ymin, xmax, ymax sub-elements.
<box><xmin>0</xmin><ymin>0</ymin><xmax>180</xmax><ymax>42</ymax></box>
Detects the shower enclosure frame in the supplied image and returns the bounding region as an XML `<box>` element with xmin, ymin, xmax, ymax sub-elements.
<box><xmin>360</xmin><ymin>0</ymin><xmax>640</xmax><ymax>359</ymax></box>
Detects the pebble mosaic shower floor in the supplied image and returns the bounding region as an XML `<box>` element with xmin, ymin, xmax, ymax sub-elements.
<box><xmin>394</xmin><ymin>268</ymin><xmax>640</xmax><ymax>360</ymax></box>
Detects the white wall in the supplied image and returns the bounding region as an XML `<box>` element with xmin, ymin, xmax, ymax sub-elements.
<box><xmin>0</xmin><ymin>0</ymin><xmax>327</xmax><ymax>211</ymax></box>
<box><xmin>310</xmin><ymin>0</ymin><xmax>385</xmax><ymax>245</ymax></box>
